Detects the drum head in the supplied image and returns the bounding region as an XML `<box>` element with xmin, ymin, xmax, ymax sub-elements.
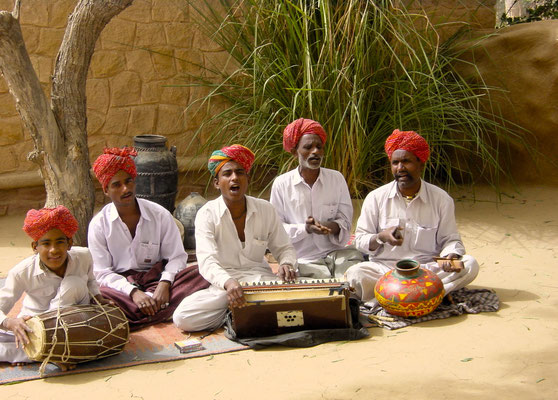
<box><xmin>23</xmin><ymin>316</ymin><xmax>47</xmax><ymax>361</ymax></box>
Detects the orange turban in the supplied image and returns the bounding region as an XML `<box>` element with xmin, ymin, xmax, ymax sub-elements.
<box><xmin>384</xmin><ymin>129</ymin><xmax>430</xmax><ymax>163</ymax></box>
<box><xmin>23</xmin><ymin>206</ymin><xmax>79</xmax><ymax>241</ymax></box>
<box><xmin>93</xmin><ymin>147</ymin><xmax>137</xmax><ymax>190</ymax></box>
<box><xmin>208</xmin><ymin>144</ymin><xmax>255</xmax><ymax>176</ymax></box>
<box><xmin>282</xmin><ymin>118</ymin><xmax>327</xmax><ymax>152</ymax></box>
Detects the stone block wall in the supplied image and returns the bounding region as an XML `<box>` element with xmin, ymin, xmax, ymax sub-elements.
<box><xmin>409</xmin><ymin>1</ymin><xmax>496</xmax><ymax>33</ymax></box>
<box><xmin>0</xmin><ymin>0</ymin><xmax>498</xmax><ymax>214</ymax></box>
<box><xmin>0</xmin><ymin>0</ymin><xmax>228</xmax><ymax>214</ymax></box>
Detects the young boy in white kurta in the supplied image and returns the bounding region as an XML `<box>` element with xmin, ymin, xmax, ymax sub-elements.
<box><xmin>0</xmin><ymin>206</ymin><xmax>109</xmax><ymax>366</ymax></box>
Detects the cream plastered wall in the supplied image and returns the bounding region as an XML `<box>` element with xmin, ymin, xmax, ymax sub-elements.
<box><xmin>0</xmin><ymin>0</ymin><xmax>502</xmax><ymax>214</ymax></box>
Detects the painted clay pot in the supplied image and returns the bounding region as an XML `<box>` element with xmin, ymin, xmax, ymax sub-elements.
<box><xmin>374</xmin><ymin>259</ymin><xmax>444</xmax><ymax>317</ymax></box>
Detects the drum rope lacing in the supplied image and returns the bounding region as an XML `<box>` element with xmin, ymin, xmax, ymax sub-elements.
<box><xmin>39</xmin><ymin>296</ymin><xmax>65</xmax><ymax>375</ymax></box>
<box><xmin>38</xmin><ymin>292</ymin><xmax>129</xmax><ymax>377</ymax></box>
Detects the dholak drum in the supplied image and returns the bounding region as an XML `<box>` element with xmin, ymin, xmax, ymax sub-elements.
<box><xmin>23</xmin><ymin>304</ymin><xmax>129</xmax><ymax>364</ymax></box>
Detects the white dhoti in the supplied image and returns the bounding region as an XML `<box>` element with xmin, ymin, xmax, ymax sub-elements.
<box><xmin>173</xmin><ymin>271</ymin><xmax>279</xmax><ymax>332</ymax></box>
<box><xmin>345</xmin><ymin>254</ymin><xmax>480</xmax><ymax>305</ymax></box>
<box><xmin>0</xmin><ymin>330</ymin><xmax>31</xmax><ymax>363</ymax></box>
<box><xmin>297</xmin><ymin>247</ymin><xmax>365</xmax><ymax>279</ymax></box>
<box><xmin>172</xmin><ymin>286</ymin><xmax>229</xmax><ymax>332</ymax></box>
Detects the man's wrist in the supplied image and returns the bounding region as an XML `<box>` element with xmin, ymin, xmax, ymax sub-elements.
<box><xmin>224</xmin><ymin>278</ymin><xmax>238</xmax><ymax>290</ymax></box>
<box><xmin>282</xmin><ymin>263</ymin><xmax>296</xmax><ymax>271</ymax></box>
<box><xmin>375</xmin><ymin>234</ymin><xmax>385</xmax><ymax>245</ymax></box>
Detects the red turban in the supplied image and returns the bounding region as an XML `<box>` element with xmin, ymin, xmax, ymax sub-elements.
<box><xmin>23</xmin><ymin>206</ymin><xmax>79</xmax><ymax>241</ymax></box>
<box><xmin>93</xmin><ymin>147</ymin><xmax>138</xmax><ymax>190</ymax></box>
<box><xmin>384</xmin><ymin>129</ymin><xmax>430</xmax><ymax>163</ymax></box>
<box><xmin>208</xmin><ymin>144</ymin><xmax>255</xmax><ymax>176</ymax></box>
<box><xmin>282</xmin><ymin>118</ymin><xmax>327</xmax><ymax>152</ymax></box>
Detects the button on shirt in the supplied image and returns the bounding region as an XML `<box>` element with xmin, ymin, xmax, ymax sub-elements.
<box><xmin>0</xmin><ymin>247</ymin><xmax>100</xmax><ymax>326</ymax></box>
<box><xmin>354</xmin><ymin>180</ymin><xmax>465</xmax><ymax>265</ymax></box>
<box><xmin>88</xmin><ymin>198</ymin><xmax>188</xmax><ymax>296</ymax></box>
<box><xmin>270</xmin><ymin>167</ymin><xmax>353</xmax><ymax>262</ymax></box>
<box><xmin>195</xmin><ymin>196</ymin><xmax>297</xmax><ymax>289</ymax></box>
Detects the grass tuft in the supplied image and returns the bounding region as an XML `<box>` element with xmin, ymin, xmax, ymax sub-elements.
<box><xmin>180</xmin><ymin>0</ymin><xmax>533</xmax><ymax>197</ymax></box>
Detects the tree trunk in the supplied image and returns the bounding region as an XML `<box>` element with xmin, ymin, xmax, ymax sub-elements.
<box><xmin>0</xmin><ymin>0</ymin><xmax>134</xmax><ymax>245</ymax></box>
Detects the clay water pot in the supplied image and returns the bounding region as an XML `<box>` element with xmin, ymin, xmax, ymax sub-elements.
<box><xmin>173</xmin><ymin>192</ymin><xmax>207</xmax><ymax>250</ymax></box>
<box><xmin>374</xmin><ymin>259</ymin><xmax>444</xmax><ymax>317</ymax></box>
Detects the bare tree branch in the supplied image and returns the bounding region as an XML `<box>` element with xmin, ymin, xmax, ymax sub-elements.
<box><xmin>0</xmin><ymin>0</ymin><xmax>135</xmax><ymax>244</ymax></box>
<box><xmin>52</xmin><ymin>0</ymin><xmax>135</xmax><ymax>139</ymax></box>
<box><xmin>0</xmin><ymin>10</ymin><xmax>62</xmax><ymax>172</ymax></box>
<box><xmin>13</xmin><ymin>0</ymin><xmax>21</xmax><ymax>20</ymax></box>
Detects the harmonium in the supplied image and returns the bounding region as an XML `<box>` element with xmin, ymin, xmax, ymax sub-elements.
<box><xmin>230</xmin><ymin>279</ymin><xmax>352</xmax><ymax>338</ymax></box>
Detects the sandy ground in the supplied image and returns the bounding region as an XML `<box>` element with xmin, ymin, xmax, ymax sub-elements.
<box><xmin>0</xmin><ymin>184</ymin><xmax>557</xmax><ymax>399</ymax></box>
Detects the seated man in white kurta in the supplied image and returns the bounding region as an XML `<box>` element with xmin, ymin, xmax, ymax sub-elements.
<box><xmin>173</xmin><ymin>144</ymin><xmax>297</xmax><ymax>332</ymax></box>
<box><xmin>89</xmin><ymin>147</ymin><xmax>209</xmax><ymax>331</ymax></box>
<box><xmin>270</xmin><ymin>118</ymin><xmax>363</xmax><ymax>279</ymax></box>
<box><xmin>345</xmin><ymin>129</ymin><xmax>479</xmax><ymax>305</ymax></box>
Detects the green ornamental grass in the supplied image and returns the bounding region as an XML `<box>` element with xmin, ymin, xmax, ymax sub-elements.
<box><xmin>181</xmin><ymin>0</ymin><xmax>532</xmax><ymax>197</ymax></box>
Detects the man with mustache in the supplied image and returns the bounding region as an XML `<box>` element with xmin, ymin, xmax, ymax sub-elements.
<box><xmin>345</xmin><ymin>129</ymin><xmax>479</xmax><ymax>305</ymax></box>
<box><xmin>88</xmin><ymin>147</ymin><xmax>209</xmax><ymax>330</ymax></box>
<box><xmin>270</xmin><ymin>118</ymin><xmax>363</xmax><ymax>279</ymax></box>
<box><xmin>173</xmin><ymin>144</ymin><xmax>297</xmax><ymax>332</ymax></box>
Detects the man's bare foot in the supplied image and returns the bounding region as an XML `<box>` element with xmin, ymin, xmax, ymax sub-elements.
<box><xmin>53</xmin><ymin>362</ymin><xmax>76</xmax><ymax>371</ymax></box>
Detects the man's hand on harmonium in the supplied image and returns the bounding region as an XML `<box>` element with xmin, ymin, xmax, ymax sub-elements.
<box><xmin>224</xmin><ymin>278</ymin><xmax>247</xmax><ymax>308</ymax></box>
<box><xmin>277</xmin><ymin>263</ymin><xmax>297</xmax><ymax>283</ymax></box>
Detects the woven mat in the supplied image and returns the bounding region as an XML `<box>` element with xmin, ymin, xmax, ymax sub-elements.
<box><xmin>0</xmin><ymin>279</ymin><xmax>248</xmax><ymax>385</ymax></box>
<box><xmin>360</xmin><ymin>287</ymin><xmax>500</xmax><ymax>330</ymax></box>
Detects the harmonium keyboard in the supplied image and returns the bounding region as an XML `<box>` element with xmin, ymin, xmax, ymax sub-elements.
<box><xmin>230</xmin><ymin>279</ymin><xmax>352</xmax><ymax>338</ymax></box>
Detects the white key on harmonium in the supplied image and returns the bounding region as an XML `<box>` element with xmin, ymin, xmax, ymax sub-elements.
<box><xmin>239</xmin><ymin>278</ymin><xmax>345</xmax><ymax>290</ymax></box>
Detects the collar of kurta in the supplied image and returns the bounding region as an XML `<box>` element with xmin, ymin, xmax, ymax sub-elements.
<box><xmin>293</xmin><ymin>166</ymin><xmax>323</xmax><ymax>187</ymax></box>
<box><xmin>217</xmin><ymin>195</ymin><xmax>256</xmax><ymax>220</ymax></box>
<box><xmin>32</xmin><ymin>252</ymin><xmax>73</xmax><ymax>277</ymax></box>
<box><xmin>32</xmin><ymin>254</ymin><xmax>47</xmax><ymax>276</ymax></box>
<box><xmin>108</xmin><ymin>198</ymin><xmax>151</xmax><ymax>223</ymax></box>
<box><xmin>388</xmin><ymin>179</ymin><xmax>429</xmax><ymax>204</ymax></box>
